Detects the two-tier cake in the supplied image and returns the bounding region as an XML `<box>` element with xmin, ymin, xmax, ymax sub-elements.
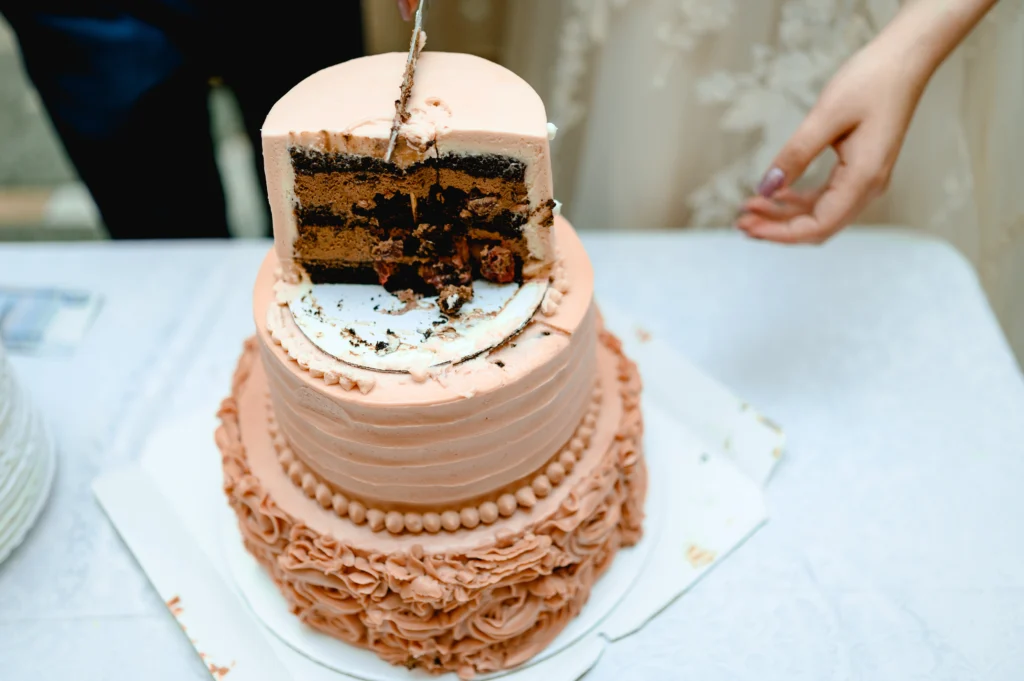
<box><xmin>216</xmin><ymin>51</ymin><xmax>647</xmax><ymax>678</ymax></box>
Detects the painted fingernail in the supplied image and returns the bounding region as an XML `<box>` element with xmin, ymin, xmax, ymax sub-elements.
<box><xmin>399</xmin><ymin>2</ymin><xmax>411</xmax><ymax>20</ymax></box>
<box><xmin>757</xmin><ymin>167</ymin><xmax>785</xmax><ymax>198</ymax></box>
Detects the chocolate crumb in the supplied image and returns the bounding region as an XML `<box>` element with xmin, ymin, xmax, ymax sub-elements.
<box><xmin>542</xmin><ymin>331</ymin><xmax>551</xmax><ymax>336</ymax></box>
<box><xmin>495</xmin><ymin>360</ymin><xmax>505</xmax><ymax>368</ymax></box>
<box><xmin>375</xmin><ymin>341</ymin><xmax>389</xmax><ymax>352</ymax></box>
<box><xmin>438</xmin><ymin>285</ymin><xmax>472</xmax><ymax>315</ymax></box>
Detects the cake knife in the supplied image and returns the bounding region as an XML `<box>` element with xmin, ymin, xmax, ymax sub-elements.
<box><xmin>384</xmin><ymin>0</ymin><xmax>428</xmax><ymax>163</ymax></box>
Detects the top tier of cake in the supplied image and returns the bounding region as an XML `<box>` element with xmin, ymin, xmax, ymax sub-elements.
<box><xmin>262</xmin><ymin>52</ymin><xmax>556</xmax><ymax>311</ymax></box>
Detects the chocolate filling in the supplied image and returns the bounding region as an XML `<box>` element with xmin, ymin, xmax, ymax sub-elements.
<box><xmin>289</xmin><ymin>147</ymin><xmax>543</xmax><ymax>304</ymax></box>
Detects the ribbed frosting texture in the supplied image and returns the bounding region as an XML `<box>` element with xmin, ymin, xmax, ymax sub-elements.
<box><xmin>255</xmin><ymin>217</ymin><xmax>596</xmax><ymax>513</ymax></box>
<box><xmin>264</xmin><ymin>315</ymin><xmax>595</xmax><ymax>510</ymax></box>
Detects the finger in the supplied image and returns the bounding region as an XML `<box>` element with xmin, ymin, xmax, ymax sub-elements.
<box><xmin>773</xmin><ymin>187</ymin><xmax>823</xmax><ymax>205</ymax></box>
<box><xmin>756</xmin><ymin>110</ymin><xmax>852</xmax><ymax>198</ymax></box>
<box><xmin>741</xmin><ymin>196</ymin><xmax>801</xmax><ymax>222</ymax></box>
<box><xmin>398</xmin><ymin>0</ymin><xmax>415</xmax><ymax>21</ymax></box>
<box><xmin>744</xmin><ymin>159</ymin><xmax>876</xmax><ymax>244</ymax></box>
<box><xmin>742</xmin><ymin>188</ymin><xmax>822</xmax><ymax>221</ymax></box>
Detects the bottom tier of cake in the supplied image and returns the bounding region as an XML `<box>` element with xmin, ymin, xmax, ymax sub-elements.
<box><xmin>216</xmin><ymin>330</ymin><xmax>647</xmax><ymax>679</ymax></box>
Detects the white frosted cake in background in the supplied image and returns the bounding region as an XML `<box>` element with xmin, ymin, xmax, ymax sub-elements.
<box><xmin>0</xmin><ymin>339</ymin><xmax>56</xmax><ymax>565</ymax></box>
<box><xmin>217</xmin><ymin>51</ymin><xmax>646</xmax><ymax>678</ymax></box>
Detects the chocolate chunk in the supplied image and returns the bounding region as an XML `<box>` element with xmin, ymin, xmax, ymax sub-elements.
<box><xmin>373</xmin><ymin>261</ymin><xmax>399</xmax><ymax>287</ymax></box>
<box><xmin>372</xmin><ymin>239</ymin><xmax>405</xmax><ymax>260</ymax></box>
<box><xmin>480</xmin><ymin>245</ymin><xmax>516</xmax><ymax>284</ymax></box>
<box><xmin>463</xmin><ymin>195</ymin><xmax>500</xmax><ymax>220</ymax></box>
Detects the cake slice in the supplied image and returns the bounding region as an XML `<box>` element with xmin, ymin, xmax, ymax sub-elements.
<box><xmin>262</xmin><ymin>52</ymin><xmax>557</xmax><ymax>312</ymax></box>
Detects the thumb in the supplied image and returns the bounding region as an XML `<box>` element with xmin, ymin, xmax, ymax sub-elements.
<box><xmin>758</xmin><ymin>109</ymin><xmax>846</xmax><ymax>198</ymax></box>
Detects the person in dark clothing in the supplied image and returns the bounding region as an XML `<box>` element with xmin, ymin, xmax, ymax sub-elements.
<box><xmin>2</xmin><ymin>1</ymin><xmax>365</xmax><ymax>239</ymax></box>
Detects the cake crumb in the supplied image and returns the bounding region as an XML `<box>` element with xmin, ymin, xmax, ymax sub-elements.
<box><xmin>438</xmin><ymin>285</ymin><xmax>472</xmax><ymax>315</ymax></box>
<box><xmin>635</xmin><ymin>327</ymin><xmax>652</xmax><ymax>343</ymax></box>
<box><xmin>166</xmin><ymin>596</ymin><xmax>183</xmax><ymax>616</ymax></box>
<box><xmin>685</xmin><ymin>544</ymin><xmax>717</xmax><ymax>568</ymax></box>
<box><xmin>480</xmin><ymin>245</ymin><xmax>516</xmax><ymax>284</ymax></box>
<box><xmin>208</xmin><ymin>662</ymin><xmax>232</xmax><ymax>679</ymax></box>
<box><xmin>372</xmin><ymin>239</ymin><xmax>405</xmax><ymax>260</ymax></box>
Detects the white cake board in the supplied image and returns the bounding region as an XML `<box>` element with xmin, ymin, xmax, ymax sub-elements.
<box><xmin>285</xmin><ymin>280</ymin><xmax>548</xmax><ymax>372</ymax></box>
<box><xmin>92</xmin><ymin>304</ymin><xmax>784</xmax><ymax>681</ymax></box>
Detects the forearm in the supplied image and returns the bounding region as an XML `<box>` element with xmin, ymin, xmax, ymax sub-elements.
<box><xmin>876</xmin><ymin>0</ymin><xmax>999</xmax><ymax>77</ymax></box>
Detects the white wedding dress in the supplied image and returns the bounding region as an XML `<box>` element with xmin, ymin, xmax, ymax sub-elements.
<box><xmin>0</xmin><ymin>339</ymin><xmax>56</xmax><ymax>565</ymax></box>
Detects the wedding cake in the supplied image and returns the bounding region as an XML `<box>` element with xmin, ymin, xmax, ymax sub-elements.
<box><xmin>216</xmin><ymin>51</ymin><xmax>647</xmax><ymax>678</ymax></box>
<box><xmin>0</xmin><ymin>339</ymin><xmax>56</xmax><ymax>565</ymax></box>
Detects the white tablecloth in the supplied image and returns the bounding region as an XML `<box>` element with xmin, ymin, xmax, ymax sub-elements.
<box><xmin>1</xmin><ymin>229</ymin><xmax>1022</xmax><ymax>681</ymax></box>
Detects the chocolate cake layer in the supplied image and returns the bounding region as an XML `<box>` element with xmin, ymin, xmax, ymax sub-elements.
<box><xmin>288</xmin><ymin>147</ymin><xmax>547</xmax><ymax>303</ymax></box>
<box><xmin>293</xmin><ymin>175</ymin><xmax>528</xmax><ymax>226</ymax></box>
<box><xmin>295</xmin><ymin>184</ymin><xmax>529</xmax><ymax>237</ymax></box>
<box><xmin>290</xmin><ymin>149</ymin><xmax>528</xmax><ymax>183</ymax></box>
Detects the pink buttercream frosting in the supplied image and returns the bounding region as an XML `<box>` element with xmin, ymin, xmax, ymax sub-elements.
<box><xmin>262</xmin><ymin>52</ymin><xmax>556</xmax><ymax>281</ymax></box>
<box><xmin>217</xmin><ymin>327</ymin><xmax>645</xmax><ymax>678</ymax></box>
<box><xmin>254</xmin><ymin>218</ymin><xmax>596</xmax><ymax>512</ymax></box>
<box><xmin>268</xmin><ymin>373</ymin><xmax>605</xmax><ymax>534</ymax></box>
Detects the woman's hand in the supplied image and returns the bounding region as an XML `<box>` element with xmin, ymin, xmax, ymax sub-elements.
<box><xmin>737</xmin><ymin>37</ymin><xmax>928</xmax><ymax>244</ymax></box>
<box><xmin>397</xmin><ymin>0</ymin><xmax>419</xmax><ymax>21</ymax></box>
<box><xmin>738</xmin><ymin>0</ymin><xmax>998</xmax><ymax>244</ymax></box>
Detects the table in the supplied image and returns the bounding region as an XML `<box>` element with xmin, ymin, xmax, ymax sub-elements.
<box><xmin>1</xmin><ymin>229</ymin><xmax>1023</xmax><ymax>681</ymax></box>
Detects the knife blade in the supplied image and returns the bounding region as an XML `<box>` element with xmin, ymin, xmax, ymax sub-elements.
<box><xmin>385</xmin><ymin>0</ymin><xmax>428</xmax><ymax>163</ymax></box>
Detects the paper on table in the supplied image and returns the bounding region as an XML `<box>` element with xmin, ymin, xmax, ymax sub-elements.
<box><xmin>0</xmin><ymin>286</ymin><xmax>102</xmax><ymax>355</ymax></box>
<box><xmin>93</xmin><ymin>465</ymin><xmax>294</xmax><ymax>681</ymax></box>
<box><xmin>93</xmin><ymin>304</ymin><xmax>784</xmax><ymax>681</ymax></box>
<box><xmin>602</xmin><ymin>301</ymin><xmax>785</xmax><ymax>487</ymax></box>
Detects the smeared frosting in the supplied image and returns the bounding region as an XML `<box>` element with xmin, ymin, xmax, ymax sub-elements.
<box><xmin>217</xmin><ymin>328</ymin><xmax>645</xmax><ymax>679</ymax></box>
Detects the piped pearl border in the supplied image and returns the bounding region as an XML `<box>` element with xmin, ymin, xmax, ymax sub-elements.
<box><xmin>267</xmin><ymin>377</ymin><xmax>604</xmax><ymax>535</ymax></box>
